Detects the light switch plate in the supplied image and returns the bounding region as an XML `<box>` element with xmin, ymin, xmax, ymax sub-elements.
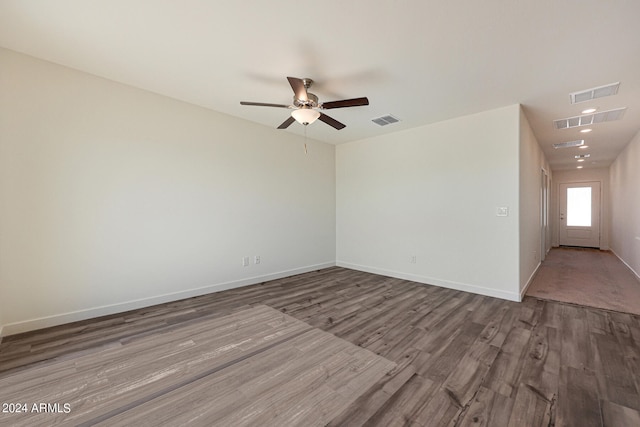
<box><xmin>496</xmin><ymin>207</ymin><xmax>509</xmax><ymax>217</ymax></box>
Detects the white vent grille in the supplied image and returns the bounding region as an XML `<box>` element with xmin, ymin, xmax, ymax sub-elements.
<box><xmin>574</xmin><ymin>154</ymin><xmax>591</xmax><ymax>159</ymax></box>
<box><xmin>372</xmin><ymin>114</ymin><xmax>400</xmax><ymax>126</ymax></box>
<box><xmin>553</xmin><ymin>139</ymin><xmax>584</xmax><ymax>149</ymax></box>
<box><xmin>570</xmin><ymin>82</ymin><xmax>620</xmax><ymax>104</ymax></box>
<box><xmin>553</xmin><ymin>107</ymin><xmax>627</xmax><ymax>130</ymax></box>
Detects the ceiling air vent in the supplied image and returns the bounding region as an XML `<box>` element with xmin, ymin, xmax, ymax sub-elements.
<box><xmin>553</xmin><ymin>139</ymin><xmax>584</xmax><ymax>149</ymax></box>
<box><xmin>570</xmin><ymin>82</ymin><xmax>620</xmax><ymax>104</ymax></box>
<box><xmin>553</xmin><ymin>107</ymin><xmax>627</xmax><ymax>130</ymax></box>
<box><xmin>372</xmin><ymin>114</ymin><xmax>400</xmax><ymax>126</ymax></box>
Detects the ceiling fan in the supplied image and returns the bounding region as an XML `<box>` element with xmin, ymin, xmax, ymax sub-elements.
<box><xmin>240</xmin><ymin>77</ymin><xmax>369</xmax><ymax>130</ymax></box>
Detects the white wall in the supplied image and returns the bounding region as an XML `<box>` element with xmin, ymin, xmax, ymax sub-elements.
<box><xmin>518</xmin><ymin>108</ymin><xmax>550</xmax><ymax>296</ymax></box>
<box><xmin>551</xmin><ymin>167</ymin><xmax>610</xmax><ymax>250</ymax></box>
<box><xmin>609</xmin><ymin>130</ymin><xmax>640</xmax><ymax>279</ymax></box>
<box><xmin>0</xmin><ymin>48</ymin><xmax>336</xmax><ymax>335</ymax></box>
<box><xmin>336</xmin><ymin>105</ymin><xmax>521</xmax><ymax>301</ymax></box>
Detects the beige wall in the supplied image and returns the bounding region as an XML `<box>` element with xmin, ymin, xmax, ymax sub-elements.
<box><xmin>0</xmin><ymin>48</ymin><xmax>336</xmax><ymax>335</ymax></box>
<box><xmin>336</xmin><ymin>105</ymin><xmax>522</xmax><ymax>301</ymax></box>
<box><xmin>609</xmin><ymin>130</ymin><xmax>640</xmax><ymax>278</ymax></box>
<box><xmin>519</xmin><ymin>108</ymin><xmax>552</xmax><ymax>296</ymax></box>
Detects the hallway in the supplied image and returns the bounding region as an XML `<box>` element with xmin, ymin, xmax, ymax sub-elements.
<box><xmin>526</xmin><ymin>247</ymin><xmax>640</xmax><ymax>315</ymax></box>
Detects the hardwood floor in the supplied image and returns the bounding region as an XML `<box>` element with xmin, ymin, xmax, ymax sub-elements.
<box><xmin>1</xmin><ymin>305</ymin><xmax>395</xmax><ymax>426</ymax></box>
<box><xmin>1</xmin><ymin>267</ymin><xmax>640</xmax><ymax>426</ymax></box>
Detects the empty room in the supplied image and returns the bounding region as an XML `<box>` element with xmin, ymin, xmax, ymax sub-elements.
<box><xmin>1</xmin><ymin>1</ymin><xmax>639</xmax><ymax>426</ymax></box>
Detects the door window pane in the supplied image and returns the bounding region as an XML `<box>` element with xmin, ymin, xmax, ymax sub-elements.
<box><xmin>567</xmin><ymin>187</ymin><xmax>591</xmax><ymax>226</ymax></box>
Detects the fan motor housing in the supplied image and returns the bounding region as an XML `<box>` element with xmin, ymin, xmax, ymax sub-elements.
<box><xmin>293</xmin><ymin>92</ymin><xmax>318</xmax><ymax>108</ymax></box>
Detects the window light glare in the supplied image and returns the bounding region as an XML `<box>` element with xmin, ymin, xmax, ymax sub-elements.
<box><xmin>580</xmin><ymin>128</ymin><xmax>592</xmax><ymax>133</ymax></box>
<box><xmin>581</xmin><ymin>108</ymin><xmax>597</xmax><ymax>114</ymax></box>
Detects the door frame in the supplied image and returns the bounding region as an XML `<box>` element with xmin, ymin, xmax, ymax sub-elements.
<box><xmin>556</xmin><ymin>180</ymin><xmax>603</xmax><ymax>249</ymax></box>
<box><xmin>540</xmin><ymin>169</ymin><xmax>550</xmax><ymax>260</ymax></box>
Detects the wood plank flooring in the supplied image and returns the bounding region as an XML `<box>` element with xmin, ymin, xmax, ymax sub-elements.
<box><xmin>0</xmin><ymin>304</ymin><xmax>394</xmax><ymax>427</ymax></box>
<box><xmin>1</xmin><ymin>267</ymin><xmax>640</xmax><ymax>426</ymax></box>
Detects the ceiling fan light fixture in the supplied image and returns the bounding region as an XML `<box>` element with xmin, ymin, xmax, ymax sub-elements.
<box><xmin>241</xmin><ymin>77</ymin><xmax>364</xmax><ymax>130</ymax></box>
<box><xmin>291</xmin><ymin>108</ymin><xmax>320</xmax><ymax>125</ymax></box>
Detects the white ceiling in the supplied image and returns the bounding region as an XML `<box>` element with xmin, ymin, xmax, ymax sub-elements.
<box><xmin>1</xmin><ymin>0</ymin><xmax>639</xmax><ymax>171</ymax></box>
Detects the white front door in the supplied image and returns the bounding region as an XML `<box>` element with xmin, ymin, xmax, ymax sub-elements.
<box><xmin>559</xmin><ymin>181</ymin><xmax>601</xmax><ymax>248</ymax></box>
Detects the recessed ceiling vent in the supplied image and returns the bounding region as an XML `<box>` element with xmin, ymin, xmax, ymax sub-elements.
<box><xmin>553</xmin><ymin>139</ymin><xmax>584</xmax><ymax>149</ymax></box>
<box><xmin>553</xmin><ymin>107</ymin><xmax>627</xmax><ymax>130</ymax></box>
<box><xmin>570</xmin><ymin>82</ymin><xmax>620</xmax><ymax>104</ymax></box>
<box><xmin>575</xmin><ymin>154</ymin><xmax>591</xmax><ymax>159</ymax></box>
<box><xmin>372</xmin><ymin>114</ymin><xmax>400</xmax><ymax>126</ymax></box>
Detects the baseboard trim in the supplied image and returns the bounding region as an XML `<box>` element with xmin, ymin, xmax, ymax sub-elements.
<box><xmin>0</xmin><ymin>262</ymin><xmax>335</xmax><ymax>337</ymax></box>
<box><xmin>336</xmin><ymin>261</ymin><xmax>520</xmax><ymax>302</ymax></box>
<box><xmin>610</xmin><ymin>249</ymin><xmax>640</xmax><ymax>282</ymax></box>
<box><xmin>520</xmin><ymin>261</ymin><xmax>542</xmax><ymax>302</ymax></box>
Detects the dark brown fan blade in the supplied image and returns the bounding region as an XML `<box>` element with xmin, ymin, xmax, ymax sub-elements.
<box><xmin>318</xmin><ymin>113</ymin><xmax>346</xmax><ymax>130</ymax></box>
<box><xmin>240</xmin><ymin>101</ymin><xmax>290</xmax><ymax>108</ymax></box>
<box><xmin>321</xmin><ymin>97</ymin><xmax>369</xmax><ymax>109</ymax></box>
<box><xmin>277</xmin><ymin>116</ymin><xmax>296</xmax><ymax>129</ymax></box>
<box><xmin>287</xmin><ymin>77</ymin><xmax>308</xmax><ymax>102</ymax></box>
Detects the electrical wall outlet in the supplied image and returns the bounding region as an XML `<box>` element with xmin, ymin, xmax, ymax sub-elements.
<box><xmin>254</xmin><ymin>255</ymin><xmax>260</xmax><ymax>265</ymax></box>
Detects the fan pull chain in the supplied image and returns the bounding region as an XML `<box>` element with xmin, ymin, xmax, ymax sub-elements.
<box><xmin>304</xmin><ymin>124</ymin><xmax>308</xmax><ymax>154</ymax></box>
